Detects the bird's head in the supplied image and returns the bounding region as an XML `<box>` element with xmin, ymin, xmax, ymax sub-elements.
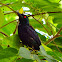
<box><xmin>17</xmin><ymin>8</ymin><xmax>29</xmax><ymax>25</ymax></box>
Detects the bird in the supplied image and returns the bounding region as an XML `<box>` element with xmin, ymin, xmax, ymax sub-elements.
<box><xmin>17</xmin><ymin>12</ymin><xmax>41</xmax><ymax>50</ymax></box>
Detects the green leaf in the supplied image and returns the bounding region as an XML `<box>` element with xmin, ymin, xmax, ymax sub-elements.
<box><xmin>16</xmin><ymin>58</ymin><xmax>34</xmax><ymax>62</ymax></box>
<box><xmin>42</xmin><ymin>44</ymin><xmax>52</xmax><ymax>51</ymax></box>
<box><xmin>37</xmin><ymin>33</ymin><xmax>46</xmax><ymax>41</ymax></box>
<box><xmin>40</xmin><ymin>46</ymin><xmax>54</xmax><ymax>60</ymax></box>
<box><xmin>50</xmin><ymin>13</ymin><xmax>62</xmax><ymax>24</ymax></box>
<box><xmin>12</xmin><ymin>34</ymin><xmax>21</xmax><ymax>49</ymax></box>
<box><xmin>18</xmin><ymin>47</ymin><xmax>32</xmax><ymax>59</ymax></box>
<box><xmin>47</xmin><ymin>51</ymin><xmax>62</xmax><ymax>61</ymax></box>
<box><xmin>54</xmin><ymin>37</ymin><xmax>62</xmax><ymax>48</ymax></box>
<box><xmin>32</xmin><ymin>54</ymin><xmax>43</xmax><ymax>62</ymax></box>
<box><xmin>45</xmin><ymin>58</ymin><xmax>57</xmax><ymax>62</ymax></box>
<box><xmin>25</xmin><ymin>0</ymin><xmax>60</xmax><ymax>12</ymax></box>
<box><xmin>0</xmin><ymin>45</ymin><xmax>3</xmax><ymax>50</ymax></box>
<box><xmin>0</xmin><ymin>47</ymin><xmax>18</xmax><ymax>59</ymax></box>
<box><xmin>48</xmin><ymin>0</ymin><xmax>60</xmax><ymax>3</ymax></box>
<box><xmin>0</xmin><ymin>56</ymin><xmax>17</xmax><ymax>62</ymax></box>
<box><xmin>56</xmin><ymin>24</ymin><xmax>62</xmax><ymax>35</ymax></box>
<box><xmin>2</xmin><ymin>34</ymin><xmax>21</xmax><ymax>49</ymax></box>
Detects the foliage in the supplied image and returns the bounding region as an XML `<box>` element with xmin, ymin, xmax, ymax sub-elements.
<box><xmin>0</xmin><ymin>0</ymin><xmax>62</xmax><ymax>62</ymax></box>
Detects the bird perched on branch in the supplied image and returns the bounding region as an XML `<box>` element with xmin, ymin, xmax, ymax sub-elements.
<box><xmin>17</xmin><ymin>8</ymin><xmax>41</xmax><ymax>50</ymax></box>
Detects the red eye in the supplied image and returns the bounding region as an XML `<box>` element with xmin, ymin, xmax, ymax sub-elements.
<box><xmin>24</xmin><ymin>16</ymin><xmax>26</xmax><ymax>18</ymax></box>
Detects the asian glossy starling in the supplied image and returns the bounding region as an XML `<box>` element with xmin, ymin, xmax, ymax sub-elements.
<box><xmin>17</xmin><ymin>12</ymin><xmax>41</xmax><ymax>50</ymax></box>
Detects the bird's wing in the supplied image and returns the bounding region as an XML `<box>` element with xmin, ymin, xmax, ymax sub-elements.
<box><xmin>26</xmin><ymin>25</ymin><xmax>41</xmax><ymax>46</ymax></box>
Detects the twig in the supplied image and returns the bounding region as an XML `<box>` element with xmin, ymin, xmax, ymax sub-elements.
<box><xmin>0</xmin><ymin>3</ymin><xmax>18</xmax><ymax>15</ymax></box>
<box><xmin>25</xmin><ymin>2</ymin><xmax>39</xmax><ymax>13</ymax></box>
<box><xmin>4</xmin><ymin>12</ymin><xmax>15</xmax><ymax>15</ymax></box>
<box><xmin>48</xmin><ymin>22</ymin><xmax>60</xmax><ymax>30</ymax></box>
<box><xmin>45</xmin><ymin>27</ymin><xmax>62</xmax><ymax>45</ymax></box>
<box><xmin>28</xmin><ymin>11</ymin><xmax>62</xmax><ymax>17</ymax></box>
<box><xmin>0</xmin><ymin>31</ymin><xmax>8</xmax><ymax>37</ymax></box>
<box><xmin>53</xmin><ymin>41</ymin><xmax>62</xmax><ymax>53</ymax></box>
<box><xmin>57</xmin><ymin>35</ymin><xmax>62</xmax><ymax>37</ymax></box>
<box><xmin>13</xmin><ymin>20</ymin><xmax>19</xmax><ymax>34</ymax></box>
<box><xmin>0</xmin><ymin>19</ymin><xmax>18</xmax><ymax>29</ymax></box>
<box><xmin>32</xmin><ymin>16</ymin><xmax>51</xmax><ymax>36</ymax></box>
<box><xmin>4</xmin><ymin>11</ymin><xmax>62</xmax><ymax>16</ymax></box>
<box><xmin>0</xmin><ymin>44</ymin><xmax>9</xmax><ymax>47</ymax></box>
<box><xmin>45</xmin><ymin>35</ymin><xmax>62</xmax><ymax>45</ymax></box>
<box><xmin>0</xmin><ymin>2</ymin><xmax>14</xmax><ymax>7</ymax></box>
<box><xmin>57</xmin><ymin>27</ymin><xmax>62</xmax><ymax>35</ymax></box>
<box><xmin>46</xmin><ymin>21</ymin><xmax>54</xmax><ymax>36</ymax></box>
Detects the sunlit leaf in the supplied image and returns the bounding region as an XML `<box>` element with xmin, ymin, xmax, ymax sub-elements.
<box><xmin>40</xmin><ymin>46</ymin><xmax>54</xmax><ymax>60</ymax></box>
<box><xmin>18</xmin><ymin>47</ymin><xmax>32</xmax><ymax>59</ymax></box>
<box><xmin>16</xmin><ymin>58</ymin><xmax>34</xmax><ymax>62</ymax></box>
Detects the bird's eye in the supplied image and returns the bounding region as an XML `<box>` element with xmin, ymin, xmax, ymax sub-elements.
<box><xmin>24</xmin><ymin>16</ymin><xmax>26</xmax><ymax>18</ymax></box>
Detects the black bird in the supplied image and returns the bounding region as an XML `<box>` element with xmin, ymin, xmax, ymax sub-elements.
<box><xmin>17</xmin><ymin>12</ymin><xmax>41</xmax><ymax>50</ymax></box>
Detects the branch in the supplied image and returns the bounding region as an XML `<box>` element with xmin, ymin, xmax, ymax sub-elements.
<box><xmin>0</xmin><ymin>31</ymin><xmax>8</xmax><ymax>37</ymax></box>
<box><xmin>25</xmin><ymin>2</ymin><xmax>39</xmax><ymax>13</ymax></box>
<box><xmin>1</xmin><ymin>3</ymin><xmax>62</xmax><ymax>17</ymax></box>
<box><xmin>0</xmin><ymin>19</ymin><xmax>18</xmax><ymax>29</ymax></box>
<box><xmin>45</xmin><ymin>35</ymin><xmax>62</xmax><ymax>45</ymax></box>
<box><xmin>53</xmin><ymin>41</ymin><xmax>62</xmax><ymax>53</ymax></box>
<box><xmin>28</xmin><ymin>11</ymin><xmax>62</xmax><ymax>17</ymax></box>
<box><xmin>48</xmin><ymin>22</ymin><xmax>60</xmax><ymax>30</ymax></box>
<box><xmin>57</xmin><ymin>27</ymin><xmax>62</xmax><ymax>35</ymax></box>
<box><xmin>32</xmin><ymin>16</ymin><xmax>51</xmax><ymax>35</ymax></box>
<box><xmin>0</xmin><ymin>44</ymin><xmax>10</xmax><ymax>47</ymax></box>
<box><xmin>0</xmin><ymin>2</ymin><xmax>14</xmax><ymax>7</ymax></box>
<box><xmin>13</xmin><ymin>20</ymin><xmax>19</xmax><ymax>34</ymax></box>
<box><xmin>0</xmin><ymin>3</ymin><xmax>18</xmax><ymax>15</ymax></box>
<box><xmin>25</xmin><ymin>2</ymin><xmax>62</xmax><ymax>16</ymax></box>
<box><xmin>57</xmin><ymin>35</ymin><xmax>62</xmax><ymax>37</ymax></box>
<box><xmin>45</xmin><ymin>27</ymin><xmax>62</xmax><ymax>45</ymax></box>
<box><xmin>4</xmin><ymin>12</ymin><xmax>15</xmax><ymax>15</ymax></box>
<box><xmin>4</xmin><ymin>11</ymin><xmax>62</xmax><ymax>16</ymax></box>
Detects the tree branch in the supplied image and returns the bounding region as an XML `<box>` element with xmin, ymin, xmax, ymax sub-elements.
<box><xmin>0</xmin><ymin>31</ymin><xmax>8</xmax><ymax>37</ymax></box>
<box><xmin>28</xmin><ymin>11</ymin><xmax>62</xmax><ymax>17</ymax></box>
<box><xmin>57</xmin><ymin>27</ymin><xmax>62</xmax><ymax>35</ymax></box>
<box><xmin>0</xmin><ymin>3</ymin><xmax>18</xmax><ymax>15</ymax></box>
<box><xmin>0</xmin><ymin>19</ymin><xmax>18</xmax><ymax>29</ymax></box>
<box><xmin>45</xmin><ymin>27</ymin><xmax>62</xmax><ymax>45</ymax></box>
<box><xmin>4</xmin><ymin>11</ymin><xmax>62</xmax><ymax>16</ymax></box>
<box><xmin>53</xmin><ymin>41</ymin><xmax>62</xmax><ymax>53</ymax></box>
<box><xmin>13</xmin><ymin>20</ymin><xmax>19</xmax><ymax>34</ymax></box>
<box><xmin>32</xmin><ymin>16</ymin><xmax>51</xmax><ymax>36</ymax></box>
<box><xmin>4</xmin><ymin>12</ymin><xmax>15</xmax><ymax>15</ymax></box>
